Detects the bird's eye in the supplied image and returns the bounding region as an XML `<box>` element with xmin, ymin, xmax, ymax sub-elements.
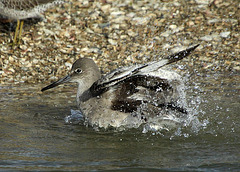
<box><xmin>74</xmin><ymin>68</ymin><xmax>82</xmax><ymax>73</ymax></box>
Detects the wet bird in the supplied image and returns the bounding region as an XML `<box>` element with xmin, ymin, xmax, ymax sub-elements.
<box><xmin>41</xmin><ymin>44</ymin><xmax>199</xmax><ymax>129</ymax></box>
<box><xmin>0</xmin><ymin>0</ymin><xmax>63</xmax><ymax>45</ymax></box>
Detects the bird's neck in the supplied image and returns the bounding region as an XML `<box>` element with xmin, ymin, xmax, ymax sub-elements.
<box><xmin>76</xmin><ymin>69</ymin><xmax>101</xmax><ymax>105</ymax></box>
<box><xmin>76</xmin><ymin>83</ymin><xmax>91</xmax><ymax>105</ymax></box>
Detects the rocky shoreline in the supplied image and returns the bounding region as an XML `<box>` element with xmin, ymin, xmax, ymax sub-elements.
<box><xmin>0</xmin><ymin>0</ymin><xmax>239</xmax><ymax>84</ymax></box>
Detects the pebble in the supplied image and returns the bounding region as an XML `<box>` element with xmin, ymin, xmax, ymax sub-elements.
<box><xmin>195</xmin><ymin>0</ymin><xmax>209</xmax><ymax>5</ymax></box>
<box><xmin>110</xmin><ymin>11</ymin><xmax>125</xmax><ymax>17</ymax></box>
<box><xmin>220</xmin><ymin>31</ymin><xmax>231</xmax><ymax>38</ymax></box>
<box><xmin>101</xmin><ymin>4</ymin><xmax>111</xmax><ymax>13</ymax></box>
<box><xmin>200</xmin><ymin>35</ymin><xmax>213</xmax><ymax>41</ymax></box>
<box><xmin>128</xmin><ymin>30</ymin><xmax>138</xmax><ymax>37</ymax></box>
<box><xmin>132</xmin><ymin>17</ymin><xmax>150</xmax><ymax>25</ymax></box>
<box><xmin>160</xmin><ymin>31</ymin><xmax>171</xmax><ymax>37</ymax></box>
<box><xmin>65</xmin><ymin>62</ymin><xmax>72</xmax><ymax>68</ymax></box>
<box><xmin>108</xmin><ymin>39</ymin><xmax>117</xmax><ymax>45</ymax></box>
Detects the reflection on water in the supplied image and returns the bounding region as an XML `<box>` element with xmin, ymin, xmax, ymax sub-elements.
<box><xmin>0</xmin><ymin>73</ymin><xmax>239</xmax><ymax>171</ymax></box>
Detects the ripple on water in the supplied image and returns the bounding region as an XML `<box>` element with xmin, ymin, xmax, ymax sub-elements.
<box><xmin>0</xmin><ymin>72</ymin><xmax>239</xmax><ymax>171</ymax></box>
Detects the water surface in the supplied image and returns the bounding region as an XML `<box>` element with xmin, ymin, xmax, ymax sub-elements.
<box><xmin>0</xmin><ymin>73</ymin><xmax>239</xmax><ymax>171</ymax></box>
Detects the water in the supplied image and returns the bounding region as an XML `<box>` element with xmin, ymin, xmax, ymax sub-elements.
<box><xmin>0</xmin><ymin>73</ymin><xmax>239</xmax><ymax>171</ymax></box>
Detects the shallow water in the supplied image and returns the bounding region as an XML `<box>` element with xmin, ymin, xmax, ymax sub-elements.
<box><xmin>0</xmin><ymin>73</ymin><xmax>239</xmax><ymax>171</ymax></box>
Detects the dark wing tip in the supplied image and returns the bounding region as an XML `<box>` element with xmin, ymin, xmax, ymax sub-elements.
<box><xmin>167</xmin><ymin>44</ymin><xmax>200</xmax><ymax>64</ymax></box>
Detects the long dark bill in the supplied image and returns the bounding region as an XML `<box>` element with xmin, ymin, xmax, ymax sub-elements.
<box><xmin>41</xmin><ymin>74</ymin><xmax>71</xmax><ymax>92</ymax></box>
<box><xmin>166</xmin><ymin>44</ymin><xmax>200</xmax><ymax>65</ymax></box>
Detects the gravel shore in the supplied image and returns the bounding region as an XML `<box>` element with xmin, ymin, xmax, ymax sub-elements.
<box><xmin>0</xmin><ymin>0</ymin><xmax>239</xmax><ymax>84</ymax></box>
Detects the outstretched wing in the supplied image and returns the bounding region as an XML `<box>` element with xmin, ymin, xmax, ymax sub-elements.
<box><xmin>90</xmin><ymin>44</ymin><xmax>199</xmax><ymax>97</ymax></box>
<box><xmin>110</xmin><ymin>74</ymin><xmax>187</xmax><ymax>114</ymax></box>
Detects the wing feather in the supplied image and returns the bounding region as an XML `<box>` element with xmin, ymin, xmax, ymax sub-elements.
<box><xmin>90</xmin><ymin>44</ymin><xmax>199</xmax><ymax>97</ymax></box>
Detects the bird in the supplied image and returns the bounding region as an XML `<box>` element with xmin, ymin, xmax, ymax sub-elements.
<box><xmin>41</xmin><ymin>44</ymin><xmax>199</xmax><ymax>130</ymax></box>
<box><xmin>0</xmin><ymin>0</ymin><xmax>63</xmax><ymax>45</ymax></box>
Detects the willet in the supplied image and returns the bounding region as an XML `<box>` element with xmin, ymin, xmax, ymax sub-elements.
<box><xmin>42</xmin><ymin>44</ymin><xmax>199</xmax><ymax>129</ymax></box>
<box><xmin>0</xmin><ymin>0</ymin><xmax>63</xmax><ymax>45</ymax></box>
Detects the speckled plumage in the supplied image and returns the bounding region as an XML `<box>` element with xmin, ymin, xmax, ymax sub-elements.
<box><xmin>0</xmin><ymin>0</ymin><xmax>63</xmax><ymax>45</ymax></box>
<box><xmin>0</xmin><ymin>0</ymin><xmax>63</xmax><ymax>19</ymax></box>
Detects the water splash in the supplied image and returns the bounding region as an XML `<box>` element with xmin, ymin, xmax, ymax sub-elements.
<box><xmin>140</xmin><ymin>72</ymin><xmax>208</xmax><ymax>136</ymax></box>
<box><xmin>65</xmin><ymin>109</ymin><xmax>84</xmax><ymax>125</ymax></box>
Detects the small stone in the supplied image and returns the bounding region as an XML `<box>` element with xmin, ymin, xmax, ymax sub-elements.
<box><xmin>108</xmin><ymin>39</ymin><xmax>117</xmax><ymax>45</ymax></box>
<box><xmin>65</xmin><ymin>62</ymin><xmax>72</xmax><ymax>68</ymax></box>
<box><xmin>101</xmin><ymin>4</ymin><xmax>111</xmax><ymax>13</ymax></box>
<box><xmin>9</xmin><ymin>56</ymin><xmax>14</xmax><ymax>62</ymax></box>
<box><xmin>162</xmin><ymin>43</ymin><xmax>171</xmax><ymax>49</ymax></box>
<box><xmin>169</xmin><ymin>24</ymin><xmax>177</xmax><ymax>29</ymax></box>
<box><xmin>120</xmin><ymin>35</ymin><xmax>128</xmax><ymax>39</ymax></box>
<box><xmin>195</xmin><ymin>0</ymin><xmax>209</xmax><ymax>5</ymax></box>
<box><xmin>233</xmin><ymin>66</ymin><xmax>240</xmax><ymax>71</ymax></box>
<box><xmin>98</xmin><ymin>23</ymin><xmax>110</xmax><ymax>28</ymax></box>
<box><xmin>127</xmin><ymin>12</ymin><xmax>136</xmax><ymax>18</ymax></box>
<box><xmin>33</xmin><ymin>59</ymin><xmax>38</xmax><ymax>64</ymax></box>
<box><xmin>200</xmin><ymin>35</ymin><xmax>213</xmax><ymax>41</ymax></box>
<box><xmin>20</xmin><ymin>45</ymin><xmax>28</xmax><ymax>51</ymax></box>
<box><xmin>220</xmin><ymin>31</ymin><xmax>231</xmax><ymax>38</ymax></box>
<box><xmin>207</xmin><ymin>19</ymin><xmax>220</xmax><ymax>24</ymax></box>
<box><xmin>173</xmin><ymin>2</ymin><xmax>181</xmax><ymax>6</ymax></box>
<box><xmin>85</xmin><ymin>28</ymin><xmax>94</xmax><ymax>34</ymax></box>
<box><xmin>154</xmin><ymin>19</ymin><xmax>165</xmax><ymax>26</ymax></box>
<box><xmin>8</xmin><ymin>68</ymin><xmax>15</xmax><ymax>73</ymax></box>
<box><xmin>82</xmin><ymin>0</ymin><xmax>89</xmax><ymax>6</ymax></box>
<box><xmin>160</xmin><ymin>30</ymin><xmax>171</xmax><ymax>37</ymax></box>
<box><xmin>42</xmin><ymin>28</ymin><xmax>55</xmax><ymax>35</ymax></box>
<box><xmin>211</xmin><ymin>33</ymin><xmax>221</xmax><ymax>41</ymax></box>
<box><xmin>132</xmin><ymin>17</ymin><xmax>150</xmax><ymax>25</ymax></box>
<box><xmin>128</xmin><ymin>30</ymin><xmax>138</xmax><ymax>37</ymax></box>
<box><xmin>111</xmin><ymin>15</ymin><xmax>127</xmax><ymax>23</ymax></box>
<box><xmin>111</xmin><ymin>11</ymin><xmax>125</xmax><ymax>17</ymax></box>
<box><xmin>188</xmin><ymin>21</ymin><xmax>195</xmax><ymax>26</ymax></box>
